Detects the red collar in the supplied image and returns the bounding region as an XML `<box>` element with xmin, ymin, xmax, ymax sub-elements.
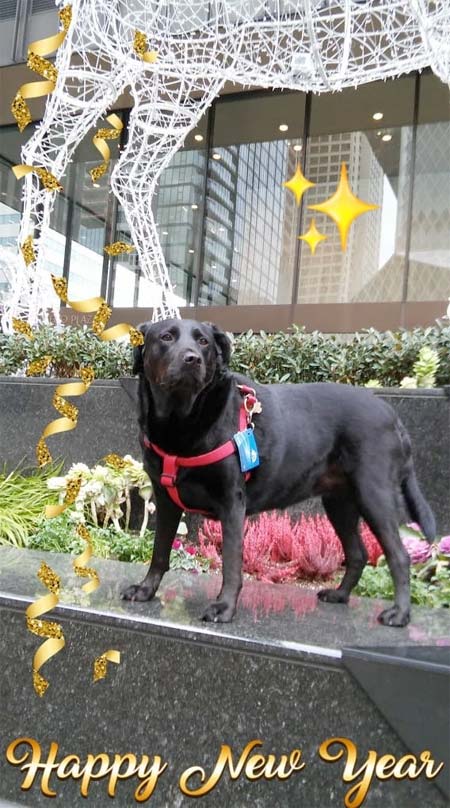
<box><xmin>142</xmin><ymin>384</ymin><xmax>257</xmax><ymax>515</ymax></box>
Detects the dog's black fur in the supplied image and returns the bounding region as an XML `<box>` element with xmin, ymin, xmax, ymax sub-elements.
<box><xmin>124</xmin><ymin>318</ymin><xmax>436</xmax><ymax>627</ymax></box>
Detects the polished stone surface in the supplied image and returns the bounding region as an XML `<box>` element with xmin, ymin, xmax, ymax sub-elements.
<box><xmin>0</xmin><ymin>548</ymin><xmax>449</xmax><ymax>663</ymax></box>
<box><xmin>0</xmin><ymin>548</ymin><xmax>448</xmax><ymax>807</ymax></box>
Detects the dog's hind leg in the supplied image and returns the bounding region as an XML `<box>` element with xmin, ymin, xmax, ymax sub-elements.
<box><xmin>354</xmin><ymin>471</ymin><xmax>411</xmax><ymax>627</ymax></box>
<box><xmin>318</xmin><ymin>494</ymin><xmax>367</xmax><ymax>605</ymax></box>
<box><xmin>122</xmin><ymin>489</ymin><xmax>182</xmax><ymax>602</ymax></box>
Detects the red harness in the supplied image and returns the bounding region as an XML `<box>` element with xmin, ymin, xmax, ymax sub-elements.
<box><xmin>142</xmin><ymin>385</ymin><xmax>258</xmax><ymax>515</ymax></box>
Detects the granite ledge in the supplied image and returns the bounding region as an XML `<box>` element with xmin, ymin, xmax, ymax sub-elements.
<box><xmin>0</xmin><ymin>548</ymin><xmax>449</xmax><ymax>669</ymax></box>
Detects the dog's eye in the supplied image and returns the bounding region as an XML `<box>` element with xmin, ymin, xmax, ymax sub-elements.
<box><xmin>197</xmin><ymin>336</ymin><xmax>208</xmax><ymax>346</ymax></box>
<box><xmin>160</xmin><ymin>333</ymin><xmax>173</xmax><ymax>342</ymax></box>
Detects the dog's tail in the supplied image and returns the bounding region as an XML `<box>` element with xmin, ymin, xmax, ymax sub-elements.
<box><xmin>401</xmin><ymin>471</ymin><xmax>436</xmax><ymax>542</ymax></box>
<box><xmin>398</xmin><ymin>420</ymin><xmax>436</xmax><ymax>542</ymax></box>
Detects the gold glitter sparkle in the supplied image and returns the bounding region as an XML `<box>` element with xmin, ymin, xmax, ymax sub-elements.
<box><xmin>93</xmin><ymin>650</ymin><xmax>121</xmax><ymax>682</ymax></box>
<box><xmin>51</xmin><ymin>274</ymin><xmax>68</xmax><ymax>302</ymax></box>
<box><xmin>104</xmin><ymin>241</ymin><xmax>135</xmax><ymax>256</ymax></box>
<box><xmin>26</xmin><ymin>355</ymin><xmax>53</xmax><ymax>376</ymax></box>
<box><xmin>53</xmin><ymin>392</ymin><xmax>78</xmax><ymax>422</ymax></box>
<box><xmin>20</xmin><ymin>235</ymin><xmax>36</xmax><ymax>266</ymax></box>
<box><xmin>104</xmin><ymin>453</ymin><xmax>127</xmax><ymax>470</ymax></box>
<box><xmin>92</xmin><ymin>301</ymin><xmax>112</xmax><ymax>336</ymax></box>
<box><xmin>12</xmin><ymin>318</ymin><xmax>34</xmax><ymax>339</ymax></box>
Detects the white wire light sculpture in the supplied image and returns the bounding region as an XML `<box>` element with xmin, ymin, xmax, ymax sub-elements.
<box><xmin>3</xmin><ymin>0</ymin><xmax>450</xmax><ymax>331</ymax></box>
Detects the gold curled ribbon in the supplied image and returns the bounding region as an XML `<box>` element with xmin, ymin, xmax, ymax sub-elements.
<box><xmin>45</xmin><ymin>472</ymin><xmax>83</xmax><ymax>518</ymax></box>
<box><xmin>73</xmin><ymin>524</ymin><xmax>100</xmax><ymax>594</ymax></box>
<box><xmin>93</xmin><ymin>650</ymin><xmax>121</xmax><ymax>682</ymax></box>
<box><xmin>104</xmin><ymin>241</ymin><xmax>135</xmax><ymax>256</ymax></box>
<box><xmin>12</xmin><ymin>318</ymin><xmax>34</xmax><ymax>339</ymax></box>
<box><xmin>21</xmin><ymin>235</ymin><xmax>36</xmax><ymax>266</ymax></box>
<box><xmin>12</xmin><ymin>164</ymin><xmax>62</xmax><ymax>192</ymax></box>
<box><xmin>11</xmin><ymin>5</ymin><xmax>72</xmax><ymax>132</ymax></box>
<box><xmin>104</xmin><ymin>453</ymin><xmax>128</xmax><ymax>470</ymax></box>
<box><xmin>38</xmin><ymin>368</ymin><xmax>95</xmax><ymax>472</ymax></box>
<box><xmin>26</xmin><ymin>562</ymin><xmax>65</xmax><ymax>697</ymax></box>
<box><xmin>133</xmin><ymin>30</ymin><xmax>158</xmax><ymax>63</ymax></box>
<box><xmin>26</xmin><ymin>355</ymin><xmax>53</xmax><ymax>376</ymax></box>
<box><xmin>51</xmin><ymin>275</ymin><xmax>144</xmax><ymax>346</ymax></box>
<box><xmin>89</xmin><ymin>113</ymin><xmax>123</xmax><ymax>183</ymax></box>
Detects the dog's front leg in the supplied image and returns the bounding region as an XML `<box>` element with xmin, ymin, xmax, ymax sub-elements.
<box><xmin>202</xmin><ymin>498</ymin><xmax>246</xmax><ymax>623</ymax></box>
<box><xmin>122</xmin><ymin>488</ymin><xmax>182</xmax><ymax>602</ymax></box>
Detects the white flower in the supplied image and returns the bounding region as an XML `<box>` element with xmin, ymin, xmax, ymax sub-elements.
<box><xmin>69</xmin><ymin>463</ymin><xmax>90</xmax><ymax>476</ymax></box>
<box><xmin>47</xmin><ymin>476</ymin><xmax>67</xmax><ymax>491</ymax></box>
<box><xmin>92</xmin><ymin>465</ymin><xmax>110</xmax><ymax>482</ymax></box>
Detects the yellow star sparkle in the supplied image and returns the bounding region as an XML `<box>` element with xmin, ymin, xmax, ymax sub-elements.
<box><xmin>298</xmin><ymin>218</ymin><xmax>327</xmax><ymax>255</ymax></box>
<box><xmin>308</xmin><ymin>162</ymin><xmax>379</xmax><ymax>251</ymax></box>
<box><xmin>283</xmin><ymin>163</ymin><xmax>315</xmax><ymax>206</ymax></box>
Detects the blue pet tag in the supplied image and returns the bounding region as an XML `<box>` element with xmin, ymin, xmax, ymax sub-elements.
<box><xmin>233</xmin><ymin>428</ymin><xmax>260</xmax><ymax>472</ymax></box>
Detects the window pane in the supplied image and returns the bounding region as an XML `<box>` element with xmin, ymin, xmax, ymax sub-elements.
<box><xmin>67</xmin><ymin>122</ymin><xmax>119</xmax><ymax>299</ymax></box>
<box><xmin>298</xmin><ymin>77</ymin><xmax>415</xmax><ymax>303</ymax></box>
<box><xmin>200</xmin><ymin>92</ymin><xmax>304</xmax><ymax>306</ymax></box>
<box><xmin>407</xmin><ymin>73</ymin><xmax>450</xmax><ymax>301</ymax></box>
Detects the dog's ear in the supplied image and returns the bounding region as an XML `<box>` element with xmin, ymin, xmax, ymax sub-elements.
<box><xmin>205</xmin><ymin>323</ymin><xmax>232</xmax><ymax>366</ymax></box>
<box><xmin>132</xmin><ymin>322</ymin><xmax>149</xmax><ymax>375</ymax></box>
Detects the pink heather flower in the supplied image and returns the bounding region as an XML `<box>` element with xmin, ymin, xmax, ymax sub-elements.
<box><xmin>402</xmin><ymin>536</ymin><xmax>432</xmax><ymax>564</ymax></box>
<box><xmin>406</xmin><ymin>522</ymin><xmax>423</xmax><ymax>534</ymax></box>
<box><xmin>185</xmin><ymin>545</ymin><xmax>196</xmax><ymax>556</ymax></box>
<box><xmin>438</xmin><ymin>536</ymin><xmax>450</xmax><ymax>556</ymax></box>
<box><xmin>172</xmin><ymin>539</ymin><xmax>182</xmax><ymax>551</ymax></box>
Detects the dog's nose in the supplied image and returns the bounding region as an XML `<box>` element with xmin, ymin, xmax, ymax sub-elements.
<box><xmin>183</xmin><ymin>350</ymin><xmax>202</xmax><ymax>365</ymax></box>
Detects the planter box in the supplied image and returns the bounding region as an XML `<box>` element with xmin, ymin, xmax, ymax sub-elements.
<box><xmin>0</xmin><ymin>547</ymin><xmax>448</xmax><ymax>806</ymax></box>
<box><xmin>0</xmin><ymin>377</ymin><xmax>449</xmax><ymax>534</ymax></box>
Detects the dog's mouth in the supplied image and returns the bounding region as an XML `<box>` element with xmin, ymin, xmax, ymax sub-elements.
<box><xmin>153</xmin><ymin>362</ymin><xmax>207</xmax><ymax>392</ymax></box>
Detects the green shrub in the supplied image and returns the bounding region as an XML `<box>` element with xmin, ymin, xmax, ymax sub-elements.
<box><xmin>231</xmin><ymin>325</ymin><xmax>450</xmax><ymax>387</ymax></box>
<box><xmin>1</xmin><ymin>323</ymin><xmax>449</xmax><ymax>387</ymax></box>
<box><xmin>0</xmin><ymin>325</ymin><xmax>132</xmax><ymax>378</ymax></box>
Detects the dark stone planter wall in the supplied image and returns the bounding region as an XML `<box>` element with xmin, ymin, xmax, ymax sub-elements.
<box><xmin>0</xmin><ymin>377</ymin><xmax>449</xmax><ymax>534</ymax></box>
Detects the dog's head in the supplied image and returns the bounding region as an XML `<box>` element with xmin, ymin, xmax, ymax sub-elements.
<box><xmin>133</xmin><ymin>319</ymin><xmax>232</xmax><ymax>417</ymax></box>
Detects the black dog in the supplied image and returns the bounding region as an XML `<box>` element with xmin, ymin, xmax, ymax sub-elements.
<box><xmin>124</xmin><ymin>318</ymin><xmax>435</xmax><ymax>627</ymax></box>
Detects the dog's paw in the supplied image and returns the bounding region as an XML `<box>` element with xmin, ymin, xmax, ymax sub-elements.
<box><xmin>201</xmin><ymin>600</ymin><xmax>235</xmax><ymax>623</ymax></box>
<box><xmin>317</xmin><ymin>588</ymin><xmax>349</xmax><ymax>604</ymax></box>
<box><xmin>121</xmin><ymin>583</ymin><xmax>157</xmax><ymax>602</ymax></box>
<box><xmin>377</xmin><ymin>606</ymin><xmax>410</xmax><ymax>627</ymax></box>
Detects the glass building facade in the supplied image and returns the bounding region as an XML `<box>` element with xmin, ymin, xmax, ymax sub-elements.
<box><xmin>1</xmin><ymin>60</ymin><xmax>449</xmax><ymax>331</ymax></box>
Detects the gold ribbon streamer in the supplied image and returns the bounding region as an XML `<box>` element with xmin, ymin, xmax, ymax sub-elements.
<box><xmin>51</xmin><ymin>275</ymin><xmax>144</xmax><ymax>346</ymax></box>
<box><xmin>12</xmin><ymin>164</ymin><xmax>62</xmax><ymax>192</ymax></box>
<box><xmin>21</xmin><ymin>235</ymin><xmax>36</xmax><ymax>266</ymax></box>
<box><xmin>104</xmin><ymin>453</ymin><xmax>128</xmax><ymax>470</ymax></box>
<box><xmin>26</xmin><ymin>355</ymin><xmax>53</xmax><ymax>376</ymax></box>
<box><xmin>11</xmin><ymin>5</ymin><xmax>72</xmax><ymax>132</ymax></box>
<box><xmin>89</xmin><ymin>114</ymin><xmax>123</xmax><ymax>183</ymax></box>
<box><xmin>12</xmin><ymin>318</ymin><xmax>34</xmax><ymax>339</ymax></box>
<box><xmin>73</xmin><ymin>524</ymin><xmax>100</xmax><ymax>594</ymax></box>
<box><xmin>93</xmin><ymin>650</ymin><xmax>121</xmax><ymax>682</ymax></box>
<box><xmin>104</xmin><ymin>241</ymin><xmax>135</xmax><ymax>256</ymax></box>
<box><xmin>133</xmin><ymin>30</ymin><xmax>158</xmax><ymax>63</ymax></box>
<box><xmin>25</xmin><ymin>562</ymin><xmax>65</xmax><ymax>697</ymax></box>
<box><xmin>38</xmin><ymin>368</ymin><xmax>95</xmax><ymax>472</ymax></box>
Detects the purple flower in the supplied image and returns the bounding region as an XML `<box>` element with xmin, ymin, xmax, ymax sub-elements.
<box><xmin>402</xmin><ymin>536</ymin><xmax>432</xmax><ymax>564</ymax></box>
<box><xmin>438</xmin><ymin>536</ymin><xmax>450</xmax><ymax>556</ymax></box>
<box><xmin>172</xmin><ymin>539</ymin><xmax>182</xmax><ymax>551</ymax></box>
<box><xmin>185</xmin><ymin>545</ymin><xmax>196</xmax><ymax>556</ymax></box>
